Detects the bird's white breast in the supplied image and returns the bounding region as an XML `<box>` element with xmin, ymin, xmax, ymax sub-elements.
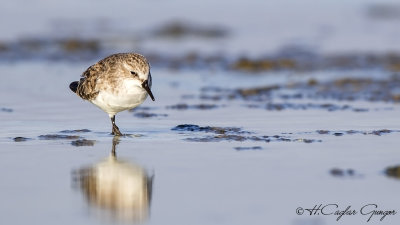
<box><xmin>91</xmin><ymin>79</ymin><xmax>148</xmax><ymax>116</ymax></box>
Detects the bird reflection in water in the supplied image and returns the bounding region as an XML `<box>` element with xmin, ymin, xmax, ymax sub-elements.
<box><xmin>72</xmin><ymin>136</ymin><xmax>153</xmax><ymax>223</ymax></box>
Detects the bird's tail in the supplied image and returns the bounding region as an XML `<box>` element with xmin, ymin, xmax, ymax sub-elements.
<box><xmin>69</xmin><ymin>81</ymin><xmax>79</xmax><ymax>93</ymax></box>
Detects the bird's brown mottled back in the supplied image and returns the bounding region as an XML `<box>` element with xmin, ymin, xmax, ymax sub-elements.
<box><xmin>75</xmin><ymin>53</ymin><xmax>149</xmax><ymax>100</ymax></box>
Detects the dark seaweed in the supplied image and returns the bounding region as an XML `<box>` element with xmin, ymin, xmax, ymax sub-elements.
<box><xmin>13</xmin><ymin>137</ymin><xmax>31</xmax><ymax>142</ymax></box>
<box><xmin>60</xmin><ymin>129</ymin><xmax>91</xmax><ymax>133</ymax></box>
<box><xmin>71</xmin><ymin>139</ymin><xmax>95</xmax><ymax>147</ymax></box>
<box><xmin>39</xmin><ymin>134</ymin><xmax>80</xmax><ymax>140</ymax></box>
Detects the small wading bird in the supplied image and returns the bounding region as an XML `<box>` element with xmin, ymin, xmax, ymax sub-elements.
<box><xmin>69</xmin><ymin>53</ymin><xmax>155</xmax><ymax>136</ymax></box>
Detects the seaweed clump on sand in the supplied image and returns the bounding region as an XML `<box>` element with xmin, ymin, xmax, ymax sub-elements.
<box><xmin>237</xmin><ymin>85</ymin><xmax>280</xmax><ymax>98</ymax></box>
<box><xmin>153</xmin><ymin>21</ymin><xmax>228</xmax><ymax>39</ymax></box>
<box><xmin>134</xmin><ymin>112</ymin><xmax>168</xmax><ymax>118</ymax></box>
<box><xmin>385</xmin><ymin>165</ymin><xmax>400</xmax><ymax>179</ymax></box>
<box><xmin>60</xmin><ymin>129</ymin><xmax>91</xmax><ymax>133</ymax></box>
<box><xmin>330</xmin><ymin>168</ymin><xmax>356</xmax><ymax>177</ymax></box>
<box><xmin>59</xmin><ymin>39</ymin><xmax>99</xmax><ymax>53</ymax></box>
<box><xmin>172</xmin><ymin>124</ymin><xmax>260</xmax><ymax>142</ymax></box>
<box><xmin>314</xmin><ymin>129</ymin><xmax>398</xmax><ymax>136</ymax></box>
<box><xmin>172</xmin><ymin>124</ymin><xmax>246</xmax><ymax>134</ymax></box>
<box><xmin>316</xmin><ymin>130</ymin><xmax>330</xmax><ymax>134</ymax></box>
<box><xmin>232</xmin><ymin>57</ymin><xmax>297</xmax><ymax>72</ymax></box>
<box><xmin>172</xmin><ymin>124</ymin><xmax>321</xmax><ymax>143</ymax></box>
<box><xmin>369</xmin><ymin>129</ymin><xmax>392</xmax><ymax>136</ymax></box>
<box><xmin>1</xmin><ymin>107</ymin><xmax>13</xmax><ymax>112</ymax></box>
<box><xmin>13</xmin><ymin>137</ymin><xmax>31</xmax><ymax>142</ymax></box>
<box><xmin>0</xmin><ymin>37</ymin><xmax>101</xmax><ymax>62</ymax></box>
<box><xmin>234</xmin><ymin>146</ymin><xmax>263</xmax><ymax>151</ymax></box>
<box><xmin>293</xmin><ymin>77</ymin><xmax>400</xmax><ymax>102</ymax></box>
<box><xmin>38</xmin><ymin>134</ymin><xmax>80</xmax><ymax>140</ymax></box>
<box><xmin>166</xmin><ymin>103</ymin><xmax>219</xmax><ymax>110</ymax></box>
<box><xmin>71</xmin><ymin>139</ymin><xmax>96</xmax><ymax>147</ymax></box>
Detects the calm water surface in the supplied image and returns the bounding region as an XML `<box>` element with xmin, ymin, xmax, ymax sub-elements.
<box><xmin>1</xmin><ymin>1</ymin><xmax>400</xmax><ymax>225</ymax></box>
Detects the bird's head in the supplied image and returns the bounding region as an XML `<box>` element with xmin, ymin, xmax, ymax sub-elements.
<box><xmin>125</xmin><ymin>56</ymin><xmax>155</xmax><ymax>101</ymax></box>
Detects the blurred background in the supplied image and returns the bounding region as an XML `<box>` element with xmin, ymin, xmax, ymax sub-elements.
<box><xmin>1</xmin><ymin>0</ymin><xmax>400</xmax><ymax>66</ymax></box>
<box><xmin>1</xmin><ymin>1</ymin><xmax>400</xmax><ymax>225</ymax></box>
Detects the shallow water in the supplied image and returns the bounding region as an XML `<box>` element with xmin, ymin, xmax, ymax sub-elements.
<box><xmin>1</xmin><ymin>0</ymin><xmax>400</xmax><ymax>225</ymax></box>
<box><xmin>1</xmin><ymin>61</ymin><xmax>400</xmax><ymax>225</ymax></box>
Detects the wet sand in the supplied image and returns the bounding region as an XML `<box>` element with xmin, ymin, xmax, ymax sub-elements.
<box><xmin>1</xmin><ymin>62</ymin><xmax>400</xmax><ymax>225</ymax></box>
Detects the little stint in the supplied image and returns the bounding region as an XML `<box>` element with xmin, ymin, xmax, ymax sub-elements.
<box><xmin>69</xmin><ymin>53</ymin><xmax>155</xmax><ymax>136</ymax></box>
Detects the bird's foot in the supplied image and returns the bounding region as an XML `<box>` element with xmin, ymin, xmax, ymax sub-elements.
<box><xmin>111</xmin><ymin>124</ymin><xmax>123</xmax><ymax>136</ymax></box>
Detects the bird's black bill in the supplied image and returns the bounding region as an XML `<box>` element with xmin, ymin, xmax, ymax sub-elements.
<box><xmin>142</xmin><ymin>80</ymin><xmax>155</xmax><ymax>101</ymax></box>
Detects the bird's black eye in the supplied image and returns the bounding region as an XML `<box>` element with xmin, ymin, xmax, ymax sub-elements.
<box><xmin>131</xmin><ymin>71</ymin><xmax>138</xmax><ymax>77</ymax></box>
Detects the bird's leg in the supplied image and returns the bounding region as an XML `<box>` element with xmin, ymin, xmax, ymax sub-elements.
<box><xmin>110</xmin><ymin>115</ymin><xmax>122</xmax><ymax>136</ymax></box>
<box><xmin>111</xmin><ymin>136</ymin><xmax>120</xmax><ymax>157</ymax></box>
